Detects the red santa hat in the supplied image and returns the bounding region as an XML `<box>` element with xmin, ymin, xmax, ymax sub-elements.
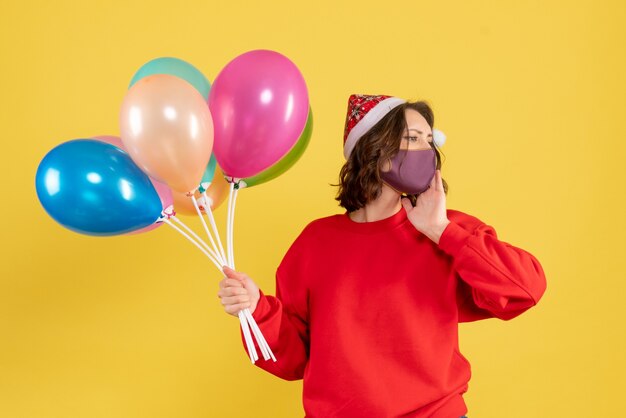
<box><xmin>342</xmin><ymin>94</ymin><xmax>446</xmax><ymax>159</ymax></box>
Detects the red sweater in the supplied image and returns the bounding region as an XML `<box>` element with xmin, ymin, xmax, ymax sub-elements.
<box><xmin>246</xmin><ymin>208</ymin><xmax>547</xmax><ymax>417</ymax></box>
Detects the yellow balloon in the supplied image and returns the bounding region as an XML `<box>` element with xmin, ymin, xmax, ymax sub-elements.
<box><xmin>172</xmin><ymin>168</ymin><xmax>229</xmax><ymax>216</ymax></box>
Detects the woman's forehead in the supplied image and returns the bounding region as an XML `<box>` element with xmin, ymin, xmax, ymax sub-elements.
<box><xmin>404</xmin><ymin>109</ymin><xmax>431</xmax><ymax>132</ymax></box>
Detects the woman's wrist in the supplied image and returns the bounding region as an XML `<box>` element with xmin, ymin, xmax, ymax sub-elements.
<box><xmin>425</xmin><ymin>220</ymin><xmax>450</xmax><ymax>244</ymax></box>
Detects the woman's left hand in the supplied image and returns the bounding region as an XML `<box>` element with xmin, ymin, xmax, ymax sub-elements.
<box><xmin>401</xmin><ymin>169</ymin><xmax>450</xmax><ymax>244</ymax></box>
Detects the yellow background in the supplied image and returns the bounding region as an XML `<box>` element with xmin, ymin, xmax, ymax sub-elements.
<box><xmin>1</xmin><ymin>0</ymin><xmax>624</xmax><ymax>417</ymax></box>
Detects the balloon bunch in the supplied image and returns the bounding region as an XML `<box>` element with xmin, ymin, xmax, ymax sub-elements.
<box><xmin>35</xmin><ymin>51</ymin><xmax>312</xmax><ymax>364</ymax></box>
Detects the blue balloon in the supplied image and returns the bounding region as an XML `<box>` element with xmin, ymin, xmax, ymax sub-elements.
<box><xmin>35</xmin><ymin>139</ymin><xmax>163</xmax><ymax>236</ymax></box>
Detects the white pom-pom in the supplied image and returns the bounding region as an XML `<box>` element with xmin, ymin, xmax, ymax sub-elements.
<box><xmin>433</xmin><ymin>128</ymin><xmax>446</xmax><ymax>147</ymax></box>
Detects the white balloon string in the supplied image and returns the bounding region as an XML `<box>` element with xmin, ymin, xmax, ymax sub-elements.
<box><xmin>226</xmin><ymin>182</ymin><xmax>235</xmax><ymax>268</ymax></box>
<box><xmin>229</xmin><ymin>185</ymin><xmax>275</xmax><ymax>362</ymax></box>
<box><xmin>170</xmin><ymin>216</ymin><xmax>222</xmax><ymax>264</ymax></box>
<box><xmin>244</xmin><ymin>308</ymin><xmax>276</xmax><ymax>361</ymax></box>
<box><xmin>239</xmin><ymin>310</ymin><xmax>257</xmax><ymax>363</ymax></box>
<box><xmin>243</xmin><ymin>308</ymin><xmax>268</xmax><ymax>360</ymax></box>
<box><xmin>229</xmin><ymin>186</ymin><xmax>239</xmax><ymax>269</ymax></box>
<box><xmin>191</xmin><ymin>195</ymin><xmax>226</xmax><ymax>266</ymax></box>
<box><xmin>222</xmin><ymin>181</ymin><xmax>273</xmax><ymax>363</ymax></box>
<box><xmin>162</xmin><ymin>219</ymin><xmax>222</xmax><ymax>272</ymax></box>
<box><xmin>165</xmin><ymin>194</ymin><xmax>268</xmax><ymax>364</ymax></box>
<box><xmin>202</xmin><ymin>191</ymin><xmax>228</xmax><ymax>265</ymax></box>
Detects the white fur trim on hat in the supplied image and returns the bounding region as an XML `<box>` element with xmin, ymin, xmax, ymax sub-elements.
<box><xmin>432</xmin><ymin>128</ymin><xmax>446</xmax><ymax>147</ymax></box>
<box><xmin>343</xmin><ymin>97</ymin><xmax>406</xmax><ymax>159</ymax></box>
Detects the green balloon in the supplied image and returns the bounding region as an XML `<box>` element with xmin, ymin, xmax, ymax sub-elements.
<box><xmin>242</xmin><ymin>108</ymin><xmax>313</xmax><ymax>188</ymax></box>
<box><xmin>129</xmin><ymin>57</ymin><xmax>211</xmax><ymax>100</ymax></box>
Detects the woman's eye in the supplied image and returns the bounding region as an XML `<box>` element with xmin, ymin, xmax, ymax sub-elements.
<box><xmin>403</xmin><ymin>136</ymin><xmax>419</xmax><ymax>142</ymax></box>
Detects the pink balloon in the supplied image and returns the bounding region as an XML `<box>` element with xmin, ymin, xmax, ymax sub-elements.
<box><xmin>209</xmin><ymin>50</ymin><xmax>309</xmax><ymax>179</ymax></box>
<box><xmin>92</xmin><ymin>135</ymin><xmax>123</xmax><ymax>148</ymax></box>
<box><xmin>120</xmin><ymin>74</ymin><xmax>214</xmax><ymax>193</ymax></box>
<box><xmin>92</xmin><ymin>135</ymin><xmax>174</xmax><ymax>235</ymax></box>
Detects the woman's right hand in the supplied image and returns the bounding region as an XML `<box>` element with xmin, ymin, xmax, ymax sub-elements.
<box><xmin>217</xmin><ymin>266</ymin><xmax>261</xmax><ymax>317</ymax></box>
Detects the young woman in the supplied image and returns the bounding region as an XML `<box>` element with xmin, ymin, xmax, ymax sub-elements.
<box><xmin>218</xmin><ymin>94</ymin><xmax>547</xmax><ymax>418</ymax></box>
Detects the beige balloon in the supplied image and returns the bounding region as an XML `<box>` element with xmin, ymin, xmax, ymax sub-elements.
<box><xmin>120</xmin><ymin>74</ymin><xmax>214</xmax><ymax>193</ymax></box>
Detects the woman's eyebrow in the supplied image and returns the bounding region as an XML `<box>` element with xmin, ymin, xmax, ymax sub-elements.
<box><xmin>407</xmin><ymin>128</ymin><xmax>433</xmax><ymax>137</ymax></box>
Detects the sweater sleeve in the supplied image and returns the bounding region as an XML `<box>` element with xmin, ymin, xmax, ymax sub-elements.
<box><xmin>239</xmin><ymin>240</ymin><xmax>311</xmax><ymax>380</ymax></box>
<box><xmin>437</xmin><ymin>218</ymin><xmax>547</xmax><ymax>322</ymax></box>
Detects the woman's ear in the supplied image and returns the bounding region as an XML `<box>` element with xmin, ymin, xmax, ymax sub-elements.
<box><xmin>379</xmin><ymin>156</ymin><xmax>392</xmax><ymax>173</ymax></box>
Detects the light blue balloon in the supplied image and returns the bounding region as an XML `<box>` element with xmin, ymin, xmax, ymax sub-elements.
<box><xmin>129</xmin><ymin>57</ymin><xmax>211</xmax><ymax>100</ymax></box>
<box><xmin>35</xmin><ymin>140</ymin><xmax>163</xmax><ymax>236</ymax></box>
<box><xmin>201</xmin><ymin>153</ymin><xmax>218</xmax><ymax>184</ymax></box>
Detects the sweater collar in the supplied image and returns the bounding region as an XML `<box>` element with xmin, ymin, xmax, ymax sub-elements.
<box><xmin>338</xmin><ymin>207</ymin><xmax>408</xmax><ymax>234</ymax></box>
